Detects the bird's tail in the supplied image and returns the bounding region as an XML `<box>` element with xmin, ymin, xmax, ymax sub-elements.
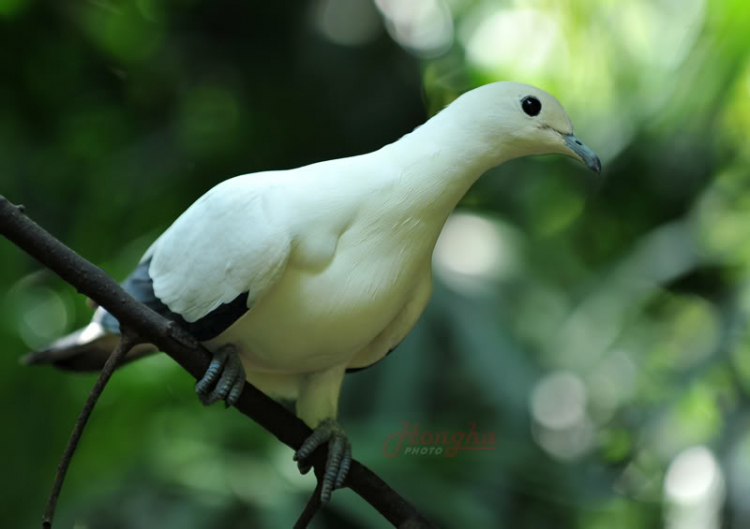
<box><xmin>21</xmin><ymin>322</ymin><xmax>157</xmax><ymax>372</ymax></box>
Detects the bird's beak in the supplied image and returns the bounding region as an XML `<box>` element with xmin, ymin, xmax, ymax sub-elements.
<box><xmin>563</xmin><ymin>134</ymin><xmax>601</xmax><ymax>174</ymax></box>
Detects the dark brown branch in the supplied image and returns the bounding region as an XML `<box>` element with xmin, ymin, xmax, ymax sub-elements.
<box><xmin>294</xmin><ymin>480</ymin><xmax>323</xmax><ymax>529</ymax></box>
<box><xmin>0</xmin><ymin>196</ymin><xmax>437</xmax><ymax>528</ymax></box>
<box><xmin>42</xmin><ymin>330</ymin><xmax>139</xmax><ymax>529</ymax></box>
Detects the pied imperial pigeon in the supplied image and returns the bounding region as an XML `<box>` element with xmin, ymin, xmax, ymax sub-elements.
<box><xmin>26</xmin><ymin>82</ymin><xmax>601</xmax><ymax>502</ymax></box>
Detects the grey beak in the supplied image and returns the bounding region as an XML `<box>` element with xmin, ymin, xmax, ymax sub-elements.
<box><xmin>563</xmin><ymin>134</ymin><xmax>601</xmax><ymax>174</ymax></box>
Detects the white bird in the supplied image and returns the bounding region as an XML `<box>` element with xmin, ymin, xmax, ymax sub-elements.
<box><xmin>25</xmin><ymin>82</ymin><xmax>601</xmax><ymax>501</ymax></box>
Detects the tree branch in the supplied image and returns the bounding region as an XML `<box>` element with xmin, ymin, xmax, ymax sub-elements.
<box><xmin>294</xmin><ymin>480</ymin><xmax>323</xmax><ymax>529</ymax></box>
<box><xmin>0</xmin><ymin>196</ymin><xmax>437</xmax><ymax>528</ymax></box>
<box><xmin>42</xmin><ymin>330</ymin><xmax>139</xmax><ymax>529</ymax></box>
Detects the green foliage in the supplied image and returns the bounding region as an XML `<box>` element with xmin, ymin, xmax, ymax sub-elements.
<box><xmin>2</xmin><ymin>1</ymin><xmax>750</xmax><ymax>527</ymax></box>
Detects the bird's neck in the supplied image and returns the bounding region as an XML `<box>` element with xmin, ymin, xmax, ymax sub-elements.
<box><xmin>377</xmin><ymin>107</ymin><xmax>511</xmax><ymax>223</ymax></box>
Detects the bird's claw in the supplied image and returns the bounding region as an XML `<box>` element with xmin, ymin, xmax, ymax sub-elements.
<box><xmin>293</xmin><ymin>418</ymin><xmax>352</xmax><ymax>503</ymax></box>
<box><xmin>195</xmin><ymin>344</ymin><xmax>245</xmax><ymax>408</ymax></box>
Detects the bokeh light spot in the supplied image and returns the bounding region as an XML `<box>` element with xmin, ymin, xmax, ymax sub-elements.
<box><xmin>6</xmin><ymin>276</ymin><xmax>72</xmax><ymax>350</ymax></box>
<box><xmin>664</xmin><ymin>446</ymin><xmax>724</xmax><ymax>529</ymax></box>
<box><xmin>531</xmin><ymin>371</ymin><xmax>594</xmax><ymax>460</ymax></box>
<box><xmin>375</xmin><ymin>0</ymin><xmax>453</xmax><ymax>58</ymax></box>
<box><xmin>433</xmin><ymin>212</ymin><xmax>521</xmax><ymax>294</ymax></box>
<box><xmin>461</xmin><ymin>8</ymin><xmax>568</xmax><ymax>76</ymax></box>
<box><xmin>313</xmin><ymin>0</ymin><xmax>382</xmax><ymax>47</ymax></box>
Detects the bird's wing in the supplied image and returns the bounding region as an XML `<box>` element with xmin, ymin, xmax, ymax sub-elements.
<box><xmin>145</xmin><ymin>177</ymin><xmax>292</xmax><ymax>325</ymax></box>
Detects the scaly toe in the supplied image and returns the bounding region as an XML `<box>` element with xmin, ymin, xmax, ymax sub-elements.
<box><xmin>194</xmin><ymin>344</ymin><xmax>245</xmax><ymax>407</ymax></box>
<box><xmin>226</xmin><ymin>371</ymin><xmax>245</xmax><ymax>408</ymax></box>
<box><xmin>195</xmin><ymin>349</ymin><xmax>227</xmax><ymax>396</ymax></box>
<box><xmin>334</xmin><ymin>442</ymin><xmax>352</xmax><ymax>489</ymax></box>
<box><xmin>293</xmin><ymin>419</ymin><xmax>351</xmax><ymax>503</ymax></box>
<box><xmin>294</xmin><ymin>426</ymin><xmax>330</xmax><ymax>462</ymax></box>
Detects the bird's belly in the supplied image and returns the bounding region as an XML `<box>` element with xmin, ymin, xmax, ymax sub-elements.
<box><xmin>205</xmin><ymin>256</ymin><xmax>420</xmax><ymax>374</ymax></box>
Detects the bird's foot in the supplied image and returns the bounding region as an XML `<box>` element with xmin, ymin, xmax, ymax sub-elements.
<box><xmin>293</xmin><ymin>418</ymin><xmax>352</xmax><ymax>503</ymax></box>
<box><xmin>194</xmin><ymin>344</ymin><xmax>245</xmax><ymax>407</ymax></box>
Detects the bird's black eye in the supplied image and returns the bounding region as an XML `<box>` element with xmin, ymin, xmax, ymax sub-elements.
<box><xmin>521</xmin><ymin>96</ymin><xmax>542</xmax><ymax>117</ymax></box>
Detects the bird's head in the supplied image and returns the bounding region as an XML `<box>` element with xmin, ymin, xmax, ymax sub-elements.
<box><xmin>450</xmin><ymin>82</ymin><xmax>601</xmax><ymax>173</ymax></box>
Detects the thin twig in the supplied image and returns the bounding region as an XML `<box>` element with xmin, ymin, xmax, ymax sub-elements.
<box><xmin>0</xmin><ymin>195</ymin><xmax>437</xmax><ymax>528</ymax></box>
<box><xmin>41</xmin><ymin>330</ymin><xmax>140</xmax><ymax>529</ymax></box>
<box><xmin>294</xmin><ymin>481</ymin><xmax>323</xmax><ymax>529</ymax></box>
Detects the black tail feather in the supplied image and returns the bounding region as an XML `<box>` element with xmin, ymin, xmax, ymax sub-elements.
<box><xmin>21</xmin><ymin>328</ymin><xmax>157</xmax><ymax>372</ymax></box>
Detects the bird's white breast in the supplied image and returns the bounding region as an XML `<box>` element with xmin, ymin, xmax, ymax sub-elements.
<box><xmin>202</xmin><ymin>150</ymin><xmax>448</xmax><ymax>375</ymax></box>
<box><xmin>209</xmin><ymin>226</ymin><xmax>430</xmax><ymax>374</ymax></box>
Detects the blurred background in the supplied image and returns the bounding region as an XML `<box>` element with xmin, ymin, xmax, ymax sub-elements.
<box><xmin>1</xmin><ymin>0</ymin><xmax>749</xmax><ymax>527</ymax></box>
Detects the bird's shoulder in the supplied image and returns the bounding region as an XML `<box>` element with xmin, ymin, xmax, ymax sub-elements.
<box><xmin>144</xmin><ymin>173</ymin><xmax>294</xmax><ymax>323</ymax></box>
